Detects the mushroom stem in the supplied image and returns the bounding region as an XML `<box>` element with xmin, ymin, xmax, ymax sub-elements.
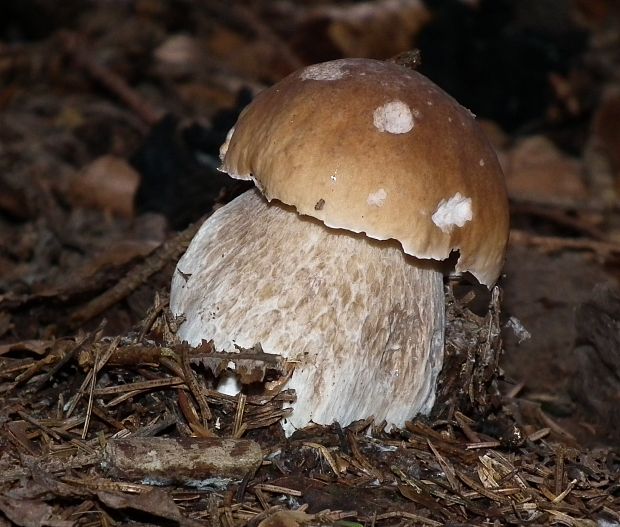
<box><xmin>171</xmin><ymin>189</ymin><xmax>445</xmax><ymax>435</ymax></box>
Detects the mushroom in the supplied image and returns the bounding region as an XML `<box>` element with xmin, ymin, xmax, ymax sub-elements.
<box><xmin>170</xmin><ymin>58</ymin><xmax>509</xmax><ymax>435</ymax></box>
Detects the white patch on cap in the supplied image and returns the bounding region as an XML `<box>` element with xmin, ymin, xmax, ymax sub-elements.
<box><xmin>300</xmin><ymin>62</ymin><xmax>347</xmax><ymax>81</ymax></box>
<box><xmin>373</xmin><ymin>101</ymin><xmax>414</xmax><ymax>134</ymax></box>
<box><xmin>432</xmin><ymin>193</ymin><xmax>473</xmax><ymax>233</ymax></box>
<box><xmin>367</xmin><ymin>188</ymin><xmax>387</xmax><ymax>207</ymax></box>
<box><xmin>479</xmin><ymin>159</ymin><xmax>485</xmax><ymax>167</ymax></box>
<box><xmin>219</xmin><ymin>126</ymin><xmax>235</xmax><ymax>160</ymax></box>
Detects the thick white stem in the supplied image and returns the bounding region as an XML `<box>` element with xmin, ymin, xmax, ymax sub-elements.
<box><xmin>171</xmin><ymin>190</ymin><xmax>445</xmax><ymax>435</ymax></box>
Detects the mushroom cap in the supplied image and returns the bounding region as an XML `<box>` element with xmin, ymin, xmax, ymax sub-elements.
<box><xmin>220</xmin><ymin>58</ymin><xmax>509</xmax><ymax>286</ymax></box>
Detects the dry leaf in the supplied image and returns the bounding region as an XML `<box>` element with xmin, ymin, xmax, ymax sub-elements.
<box><xmin>0</xmin><ymin>340</ymin><xmax>53</xmax><ymax>357</ymax></box>
<box><xmin>299</xmin><ymin>0</ymin><xmax>430</xmax><ymax>59</ymax></box>
<box><xmin>0</xmin><ymin>496</ymin><xmax>53</xmax><ymax>527</ymax></box>
<box><xmin>69</xmin><ymin>155</ymin><xmax>140</xmax><ymax>218</ymax></box>
<box><xmin>503</xmin><ymin>135</ymin><xmax>587</xmax><ymax>203</ymax></box>
<box><xmin>258</xmin><ymin>510</ymin><xmax>314</xmax><ymax>527</ymax></box>
<box><xmin>97</xmin><ymin>488</ymin><xmax>182</xmax><ymax>522</ymax></box>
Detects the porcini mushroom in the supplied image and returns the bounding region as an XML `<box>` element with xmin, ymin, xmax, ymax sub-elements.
<box><xmin>170</xmin><ymin>58</ymin><xmax>509</xmax><ymax>435</ymax></box>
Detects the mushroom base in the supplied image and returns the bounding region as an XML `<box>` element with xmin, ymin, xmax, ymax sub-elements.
<box><xmin>171</xmin><ymin>189</ymin><xmax>445</xmax><ymax>435</ymax></box>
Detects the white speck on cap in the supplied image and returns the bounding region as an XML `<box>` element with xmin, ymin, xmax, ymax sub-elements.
<box><xmin>432</xmin><ymin>193</ymin><xmax>473</xmax><ymax>233</ymax></box>
<box><xmin>367</xmin><ymin>188</ymin><xmax>387</xmax><ymax>207</ymax></box>
<box><xmin>300</xmin><ymin>62</ymin><xmax>348</xmax><ymax>81</ymax></box>
<box><xmin>373</xmin><ymin>101</ymin><xmax>414</xmax><ymax>134</ymax></box>
<box><xmin>479</xmin><ymin>159</ymin><xmax>485</xmax><ymax>166</ymax></box>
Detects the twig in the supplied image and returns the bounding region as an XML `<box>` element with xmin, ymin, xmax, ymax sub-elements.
<box><xmin>136</xmin><ymin>292</ymin><xmax>168</xmax><ymax>343</ymax></box>
<box><xmin>233</xmin><ymin>393</ymin><xmax>247</xmax><ymax>439</ymax></box>
<box><xmin>181</xmin><ymin>344</ymin><xmax>213</xmax><ymax>426</ymax></box>
<box><xmin>68</xmin><ymin>219</ymin><xmax>203</xmax><ymax>329</ymax></box>
<box><xmin>253</xmin><ymin>484</ymin><xmax>302</xmax><ymax>497</ymax></box>
<box><xmin>211</xmin><ymin>3</ymin><xmax>303</xmax><ymax>74</ymax></box>
<box><xmin>511</xmin><ymin>202</ymin><xmax>607</xmax><ymax>240</ymax></box>
<box><xmin>303</xmin><ymin>442</ymin><xmax>340</xmax><ymax>476</ymax></box>
<box><xmin>34</xmin><ymin>331</ymin><xmax>91</xmax><ymax>392</ymax></box>
<box><xmin>93</xmin><ymin>377</ymin><xmax>184</xmax><ymax>395</ymax></box>
<box><xmin>510</xmin><ymin>229</ymin><xmax>620</xmax><ymax>257</ymax></box>
<box><xmin>60</xmin><ymin>32</ymin><xmax>162</xmax><ymax>126</ymax></box>
<box><xmin>65</xmin><ymin>327</ymin><xmax>106</xmax><ymax>417</ymax></box>
<box><xmin>83</xmin><ymin>336</ymin><xmax>121</xmax><ymax>438</ymax></box>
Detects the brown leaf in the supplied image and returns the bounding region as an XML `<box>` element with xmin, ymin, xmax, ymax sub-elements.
<box><xmin>69</xmin><ymin>155</ymin><xmax>140</xmax><ymax>218</ymax></box>
<box><xmin>0</xmin><ymin>340</ymin><xmax>53</xmax><ymax>357</ymax></box>
<box><xmin>503</xmin><ymin>135</ymin><xmax>587</xmax><ymax>203</ymax></box>
<box><xmin>0</xmin><ymin>496</ymin><xmax>53</xmax><ymax>527</ymax></box>
<box><xmin>299</xmin><ymin>0</ymin><xmax>430</xmax><ymax>59</ymax></box>
<box><xmin>258</xmin><ymin>510</ymin><xmax>314</xmax><ymax>527</ymax></box>
<box><xmin>97</xmin><ymin>488</ymin><xmax>182</xmax><ymax>521</ymax></box>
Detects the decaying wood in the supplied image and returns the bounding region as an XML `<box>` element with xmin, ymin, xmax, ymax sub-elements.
<box><xmin>103</xmin><ymin>437</ymin><xmax>262</xmax><ymax>482</ymax></box>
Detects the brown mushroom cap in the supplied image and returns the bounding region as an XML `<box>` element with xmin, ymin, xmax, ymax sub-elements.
<box><xmin>220</xmin><ymin>58</ymin><xmax>509</xmax><ymax>286</ymax></box>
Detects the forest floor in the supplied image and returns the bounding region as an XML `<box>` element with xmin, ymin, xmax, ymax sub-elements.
<box><xmin>1</xmin><ymin>1</ymin><xmax>619</xmax><ymax>525</ymax></box>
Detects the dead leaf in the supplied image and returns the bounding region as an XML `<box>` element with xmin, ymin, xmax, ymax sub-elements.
<box><xmin>69</xmin><ymin>155</ymin><xmax>140</xmax><ymax>218</ymax></box>
<box><xmin>299</xmin><ymin>0</ymin><xmax>430</xmax><ymax>59</ymax></box>
<box><xmin>97</xmin><ymin>488</ymin><xmax>182</xmax><ymax>522</ymax></box>
<box><xmin>0</xmin><ymin>340</ymin><xmax>53</xmax><ymax>357</ymax></box>
<box><xmin>503</xmin><ymin>135</ymin><xmax>587</xmax><ymax>203</ymax></box>
<box><xmin>258</xmin><ymin>510</ymin><xmax>315</xmax><ymax>527</ymax></box>
<box><xmin>0</xmin><ymin>496</ymin><xmax>53</xmax><ymax>527</ymax></box>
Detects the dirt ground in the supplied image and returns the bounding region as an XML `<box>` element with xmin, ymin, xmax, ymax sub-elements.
<box><xmin>1</xmin><ymin>1</ymin><xmax>620</xmax><ymax>525</ymax></box>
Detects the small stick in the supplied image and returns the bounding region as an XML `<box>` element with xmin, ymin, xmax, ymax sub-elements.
<box><xmin>511</xmin><ymin>202</ymin><xmax>607</xmax><ymax>240</ymax></box>
<box><xmin>181</xmin><ymin>345</ymin><xmax>212</xmax><ymax>426</ymax></box>
<box><xmin>136</xmin><ymin>292</ymin><xmax>167</xmax><ymax>343</ymax></box>
<box><xmin>554</xmin><ymin>447</ymin><xmax>565</xmax><ymax>497</ymax></box>
<box><xmin>527</xmin><ymin>427</ymin><xmax>551</xmax><ymax>442</ymax></box>
<box><xmin>302</xmin><ymin>442</ymin><xmax>340</xmax><ymax>476</ymax></box>
<box><xmin>465</xmin><ymin>440</ymin><xmax>502</xmax><ymax>450</ymax></box>
<box><xmin>93</xmin><ymin>377</ymin><xmax>184</xmax><ymax>395</ymax></box>
<box><xmin>60</xmin><ymin>32</ymin><xmax>162</xmax><ymax>126</ymax></box>
<box><xmin>454</xmin><ymin>411</ymin><xmax>481</xmax><ymax>443</ymax></box>
<box><xmin>510</xmin><ymin>229</ymin><xmax>620</xmax><ymax>258</ymax></box>
<box><xmin>233</xmin><ymin>393</ymin><xmax>247</xmax><ymax>438</ymax></box>
<box><xmin>211</xmin><ymin>2</ymin><xmax>303</xmax><ymax>73</ymax></box>
<box><xmin>253</xmin><ymin>484</ymin><xmax>302</xmax><ymax>497</ymax></box>
<box><xmin>83</xmin><ymin>337</ymin><xmax>121</xmax><ymax>438</ymax></box>
<box><xmin>34</xmin><ymin>332</ymin><xmax>91</xmax><ymax>392</ymax></box>
<box><xmin>68</xmin><ymin>219</ymin><xmax>203</xmax><ymax>329</ymax></box>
